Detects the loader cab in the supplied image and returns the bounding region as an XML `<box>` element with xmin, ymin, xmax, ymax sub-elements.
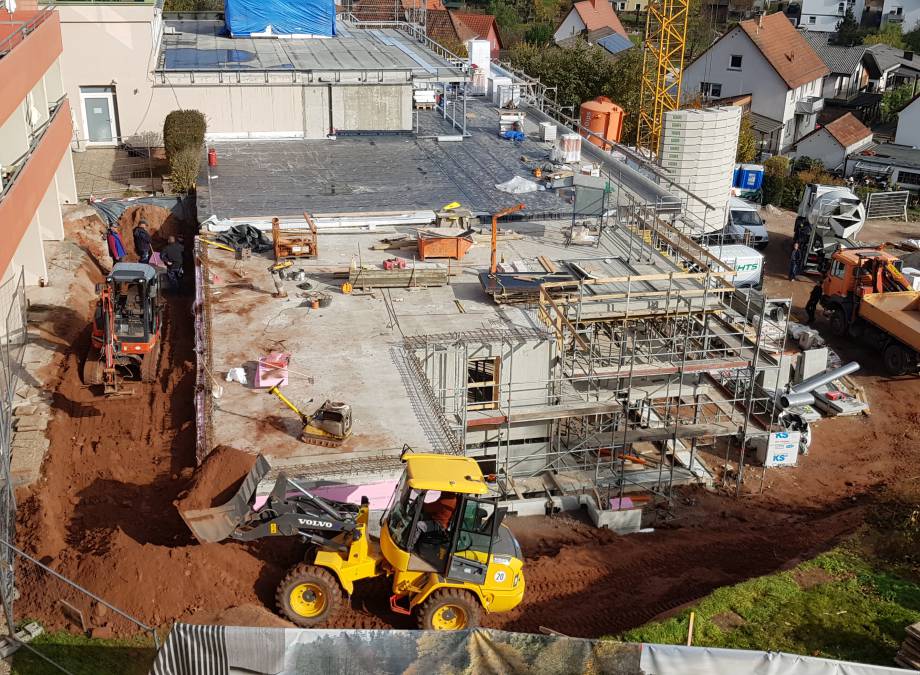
<box><xmin>383</xmin><ymin>452</ymin><xmax>521</xmax><ymax>585</ymax></box>
<box><xmin>104</xmin><ymin>263</ymin><xmax>160</xmax><ymax>345</ymax></box>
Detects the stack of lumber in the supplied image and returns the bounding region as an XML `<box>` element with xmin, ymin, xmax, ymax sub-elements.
<box><xmin>896</xmin><ymin>622</ymin><xmax>920</xmax><ymax>670</ymax></box>
<box><xmin>348</xmin><ymin>263</ymin><xmax>449</xmax><ymax>289</ymax></box>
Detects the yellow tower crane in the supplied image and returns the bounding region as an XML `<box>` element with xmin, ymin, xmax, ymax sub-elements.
<box><xmin>636</xmin><ymin>0</ymin><xmax>691</xmax><ymax>157</ymax></box>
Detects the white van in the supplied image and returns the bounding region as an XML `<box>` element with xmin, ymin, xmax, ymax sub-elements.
<box><xmin>705</xmin><ymin>244</ymin><xmax>764</xmax><ymax>289</ymax></box>
<box><xmin>724</xmin><ymin>197</ymin><xmax>769</xmax><ymax>249</ymax></box>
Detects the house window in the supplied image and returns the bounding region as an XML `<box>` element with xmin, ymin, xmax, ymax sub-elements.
<box><xmin>837</xmin><ymin>2</ymin><xmax>844</xmax><ymax>13</ymax></box>
<box><xmin>897</xmin><ymin>170</ymin><xmax>920</xmax><ymax>186</ymax></box>
<box><xmin>729</xmin><ymin>54</ymin><xmax>743</xmax><ymax>70</ymax></box>
<box><xmin>808</xmin><ymin>15</ymin><xmax>816</xmax><ymax>23</ymax></box>
<box><xmin>700</xmin><ymin>81</ymin><xmax>722</xmax><ymax>97</ymax></box>
<box><xmin>635</xmin><ymin>3</ymin><xmax>640</xmax><ymax>8</ymax></box>
<box><xmin>897</xmin><ymin>6</ymin><xmax>904</xmax><ymax>14</ymax></box>
<box><xmin>468</xmin><ymin>357</ymin><xmax>501</xmax><ymax>410</ymax></box>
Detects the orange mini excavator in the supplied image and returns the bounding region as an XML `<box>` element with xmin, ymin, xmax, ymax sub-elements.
<box><xmin>83</xmin><ymin>263</ymin><xmax>163</xmax><ymax>394</ymax></box>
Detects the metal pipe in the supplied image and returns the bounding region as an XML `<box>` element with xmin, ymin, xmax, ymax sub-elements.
<box><xmin>789</xmin><ymin>361</ymin><xmax>860</xmax><ymax>395</ymax></box>
<box><xmin>779</xmin><ymin>391</ymin><xmax>816</xmax><ymax>409</ymax></box>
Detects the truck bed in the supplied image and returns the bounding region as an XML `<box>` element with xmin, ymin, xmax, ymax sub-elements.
<box><xmin>860</xmin><ymin>291</ymin><xmax>920</xmax><ymax>353</ymax></box>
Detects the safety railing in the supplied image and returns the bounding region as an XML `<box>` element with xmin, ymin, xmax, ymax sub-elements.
<box><xmin>0</xmin><ymin>7</ymin><xmax>54</xmax><ymax>59</ymax></box>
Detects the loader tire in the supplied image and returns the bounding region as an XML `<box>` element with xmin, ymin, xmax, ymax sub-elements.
<box><xmin>276</xmin><ymin>564</ymin><xmax>342</xmax><ymax>627</ymax></box>
<box><xmin>416</xmin><ymin>588</ymin><xmax>481</xmax><ymax>631</ymax></box>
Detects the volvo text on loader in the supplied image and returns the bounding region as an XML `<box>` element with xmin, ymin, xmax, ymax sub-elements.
<box><xmin>83</xmin><ymin>263</ymin><xmax>163</xmax><ymax>394</ymax></box>
<box><xmin>179</xmin><ymin>448</ymin><xmax>526</xmax><ymax>630</ymax></box>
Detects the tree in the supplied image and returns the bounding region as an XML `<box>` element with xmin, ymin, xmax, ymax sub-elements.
<box><xmin>685</xmin><ymin>0</ymin><xmax>719</xmax><ymax>62</ymax></box>
<box><xmin>736</xmin><ymin>114</ymin><xmax>757</xmax><ymax>163</ymax></box>
<box><xmin>863</xmin><ymin>23</ymin><xmax>906</xmax><ymax>49</ymax></box>
<box><xmin>761</xmin><ymin>155</ymin><xmax>789</xmax><ymax>207</ymax></box>
<box><xmin>906</xmin><ymin>25</ymin><xmax>920</xmax><ymax>52</ymax></box>
<box><xmin>833</xmin><ymin>10</ymin><xmax>866</xmax><ymax>46</ymax></box>
<box><xmin>881</xmin><ymin>83</ymin><xmax>917</xmax><ymax>122</ymax></box>
<box><xmin>524</xmin><ymin>23</ymin><xmax>554</xmax><ymax>45</ymax></box>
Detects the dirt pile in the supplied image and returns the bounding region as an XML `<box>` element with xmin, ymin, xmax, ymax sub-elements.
<box><xmin>117</xmin><ymin>205</ymin><xmax>183</xmax><ymax>260</ymax></box>
<box><xmin>175</xmin><ymin>445</ymin><xmax>258</xmax><ymax>512</ymax></box>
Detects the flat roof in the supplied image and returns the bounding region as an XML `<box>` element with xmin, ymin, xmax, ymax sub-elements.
<box><xmin>850</xmin><ymin>143</ymin><xmax>920</xmax><ymax>171</ymax></box>
<box><xmin>198</xmin><ymin>99</ymin><xmax>575</xmax><ymax>219</ymax></box>
<box><xmin>157</xmin><ymin>20</ymin><xmax>466</xmax><ymax>79</ymax></box>
<box><xmin>202</xmin><ymin>220</ymin><xmax>689</xmax><ymax>480</ymax></box>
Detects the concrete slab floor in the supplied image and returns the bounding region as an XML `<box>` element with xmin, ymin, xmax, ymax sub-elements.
<box><xmin>206</xmin><ymin>219</ymin><xmax>657</xmax><ymax>478</ymax></box>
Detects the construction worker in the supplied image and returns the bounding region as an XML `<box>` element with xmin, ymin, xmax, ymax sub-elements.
<box><xmin>161</xmin><ymin>236</ymin><xmax>184</xmax><ymax>290</ymax></box>
<box><xmin>133</xmin><ymin>219</ymin><xmax>152</xmax><ymax>264</ymax></box>
<box><xmin>422</xmin><ymin>491</ymin><xmax>458</xmax><ymax>531</ymax></box>
<box><xmin>806</xmin><ymin>282</ymin><xmax>823</xmax><ymax>324</ymax></box>
<box><xmin>789</xmin><ymin>242</ymin><xmax>802</xmax><ymax>281</ymax></box>
<box><xmin>106</xmin><ymin>224</ymin><xmax>126</xmax><ymax>264</ymax></box>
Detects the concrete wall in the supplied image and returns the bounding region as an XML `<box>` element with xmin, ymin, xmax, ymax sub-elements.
<box><xmin>56</xmin><ymin>3</ymin><xmax>161</xmax><ymax>143</ymax></box>
<box><xmin>416</xmin><ymin>337</ymin><xmax>557</xmax><ymax>476</ymax></box>
<box><xmin>896</xmin><ymin>96</ymin><xmax>920</xmax><ymax>147</ymax></box>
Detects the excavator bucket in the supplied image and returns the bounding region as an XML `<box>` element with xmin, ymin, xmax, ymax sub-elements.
<box><xmin>179</xmin><ymin>454</ymin><xmax>271</xmax><ymax>544</ymax></box>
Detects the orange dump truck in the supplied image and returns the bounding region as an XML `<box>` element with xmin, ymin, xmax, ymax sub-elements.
<box><xmin>820</xmin><ymin>248</ymin><xmax>920</xmax><ymax>375</ymax></box>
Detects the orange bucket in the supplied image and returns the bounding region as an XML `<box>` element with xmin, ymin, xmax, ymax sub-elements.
<box><xmin>311</xmin><ymin>299</ymin><xmax>320</xmax><ymax>309</ymax></box>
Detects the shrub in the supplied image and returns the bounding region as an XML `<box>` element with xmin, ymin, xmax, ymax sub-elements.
<box><xmin>163</xmin><ymin>110</ymin><xmax>206</xmax><ymax>160</ymax></box>
<box><xmin>761</xmin><ymin>156</ymin><xmax>789</xmax><ymax>207</ymax></box>
<box><xmin>170</xmin><ymin>146</ymin><xmax>201</xmax><ymax>193</ymax></box>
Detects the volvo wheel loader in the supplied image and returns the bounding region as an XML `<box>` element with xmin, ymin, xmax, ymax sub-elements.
<box><xmin>83</xmin><ymin>263</ymin><xmax>163</xmax><ymax>394</ymax></box>
<box><xmin>179</xmin><ymin>448</ymin><xmax>525</xmax><ymax>630</ymax></box>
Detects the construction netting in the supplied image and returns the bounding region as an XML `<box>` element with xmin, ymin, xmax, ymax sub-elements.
<box><xmin>150</xmin><ymin>624</ymin><xmax>917</xmax><ymax>675</ymax></box>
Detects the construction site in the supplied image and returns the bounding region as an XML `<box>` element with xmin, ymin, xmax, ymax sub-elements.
<box><xmin>3</xmin><ymin>0</ymin><xmax>920</xmax><ymax>673</ymax></box>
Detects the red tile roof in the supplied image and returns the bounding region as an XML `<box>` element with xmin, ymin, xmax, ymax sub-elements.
<box><xmin>738</xmin><ymin>13</ymin><xmax>829</xmax><ymax>89</ymax></box>
<box><xmin>572</xmin><ymin>0</ymin><xmax>626</xmax><ymax>37</ymax></box>
<box><xmin>823</xmin><ymin>112</ymin><xmax>872</xmax><ymax>148</ymax></box>
<box><xmin>451</xmin><ymin>11</ymin><xmax>503</xmax><ymax>49</ymax></box>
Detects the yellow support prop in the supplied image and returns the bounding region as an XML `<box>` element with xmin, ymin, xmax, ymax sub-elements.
<box><xmin>636</xmin><ymin>0</ymin><xmax>690</xmax><ymax>157</ymax></box>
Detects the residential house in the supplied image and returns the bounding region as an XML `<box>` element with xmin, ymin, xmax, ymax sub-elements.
<box><xmin>0</xmin><ymin>2</ymin><xmax>78</xmax><ymax>286</ymax></box>
<box><xmin>845</xmin><ymin>143</ymin><xmax>920</xmax><ymax>190</ymax></box>
<box><xmin>798</xmin><ymin>0</ymin><xmax>863</xmax><ymax>31</ymax></box>
<box><xmin>895</xmin><ymin>92</ymin><xmax>920</xmax><ymax>146</ymax></box>
<box><xmin>613</xmin><ymin>0</ymin><xmax>648</xmax><ymax>14</ymax></box>
<box><xmin>862</xmin><ymin>44</ymin><xmax>920</xmax><ymax>91</ymax></box>
<box><xmin>881</xmin><ymin>0</ymin><xmax>920</xmax><ymax>31</ymax></box>
<box><xmin>793</xmin><ymin>112</ymin><xmax>874</xmax><ymax>169</ymax></box>
<box><xmin>556</xmin><ymin>26</ymin><xmax>635</xmax><ymax>60</ymax></box>
<box><xmin>681</xmin><ymin>12</ymin><xmax>830</xmax><ymax>154</ymax></box>
<box><xmin>802</xmin><ymin>32</ymin><xmax>869</xmax><ymax>102</ymax></box>
<box><xmin>553</xmin><ymin>0</ymin><xmax>627</xmax><ymax>45</ymax></box>
<box><xmin>425</xmin><ymin>9</ymin><xmax>503</xmax><ymax>57</ymax></box>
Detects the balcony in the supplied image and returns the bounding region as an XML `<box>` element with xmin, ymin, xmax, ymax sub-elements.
<box><xmin>796</xmin><ymin>96</ymin><xmax>824</xmax><ymax>116</ymax></box>
<box><xmin>0</xmin><ymin>7</ymin><xmax>62</xmax><ymax>124</ymax></box>
<box><xmin>0</xmin><ymin>97</ymin><xmax>72</xmax><ymax>275</ymax></box>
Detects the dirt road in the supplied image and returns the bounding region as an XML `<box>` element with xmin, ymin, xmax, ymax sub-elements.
<box><xmin>13</xmin><ymin>209</ymin><xmax>920</xmax><ymax>638</ymax></box>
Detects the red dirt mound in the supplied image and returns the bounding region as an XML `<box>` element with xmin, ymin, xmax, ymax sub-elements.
<box><xmin>175</xmin><ymin>445</ymin><xmax>258</xmax><ymax>512</ymax></box>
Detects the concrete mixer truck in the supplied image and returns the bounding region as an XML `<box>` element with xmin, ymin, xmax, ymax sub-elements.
<box><xmin>794</xmin><ymin>184</ymin><xmax>866</xmax><ymax>274</ymax></box>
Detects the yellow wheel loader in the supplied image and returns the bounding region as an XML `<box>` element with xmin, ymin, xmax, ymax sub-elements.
<box><xmin>179</xmin><ymin>447</ymin><xmax>525</xmax><ymax>630</ymax></box>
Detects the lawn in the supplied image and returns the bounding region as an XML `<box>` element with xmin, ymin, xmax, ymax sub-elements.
<box><xmin>619</xmin><ymin>546</ymin><xmax>920</xmax><ymax>666</ymax></box>
<box><xmin>11</xmin><ymin>630</ymin><xmax>156</xmax><ymax>675</ymax></box>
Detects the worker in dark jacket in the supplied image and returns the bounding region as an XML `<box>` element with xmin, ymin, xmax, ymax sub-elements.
<box><xmin>789</xmin><ymin>242</ymin><xmax>802</xmax><ymax>281</ymax></box>
<box><xmin>161</xmin><ymin>236</ymin><xmax>184</xmax><ymax>290</ymax></box>
<box><xmin>806</xmin><ymin>282</ymin><xmax>823</xmax><ymax>324</ymax></box>
<box><xmin>106</xmin><ymin>225</ymin><xmax>126</xmax><ymax>264</ymax></box>
<box><xmin>133</xmin><ymin>220</ymin><xmax>152</xmax><ymax>264</ymax></box>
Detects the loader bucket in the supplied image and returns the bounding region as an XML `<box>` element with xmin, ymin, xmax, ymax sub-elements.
<box><xmin>179</xmin><ymin>454</ymin><xmax>271</xmax><ymax>543</ymax></box>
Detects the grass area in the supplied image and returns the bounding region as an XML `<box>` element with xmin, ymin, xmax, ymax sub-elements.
<box><xmin>619</xmin><ymin>546</ymin><xmax>920</xmax><ymax>666</ymax></box>
<box><xmin>11</xmin><ymin>630</ymin><xmax>156</xmax><ymax>675</ymax></box>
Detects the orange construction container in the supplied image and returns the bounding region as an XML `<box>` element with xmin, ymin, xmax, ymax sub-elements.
<box><xmin>579</xmin><ymin>96</ymin><xmax>624</xmax><ymax>149</ymax></box>
<box><xmin>416</xmin><ymin>230</ymin><xmax>475</xmax><ymax>261</ymax></box>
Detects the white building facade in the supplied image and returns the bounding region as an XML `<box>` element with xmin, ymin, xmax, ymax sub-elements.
<box><xmin>799</xmin><ymin>0</ymin><xmax>863</xmax><ymax>31</ymax></box>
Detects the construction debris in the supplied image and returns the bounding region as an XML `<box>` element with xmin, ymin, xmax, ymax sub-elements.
<box><xmin>897</xmin><ymin>622</ymin><xmax>920</xmax><ymax>670</ymax></box>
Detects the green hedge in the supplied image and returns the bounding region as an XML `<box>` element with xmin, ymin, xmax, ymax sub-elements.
<box><xmin>163</xmin><ymin>109</ymin><xmax>206</xmax><ymax>160</ymax></box>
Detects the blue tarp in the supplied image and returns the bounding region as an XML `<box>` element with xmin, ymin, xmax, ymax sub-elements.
<box><xmin>225</xmin><ymin>0</ymin><xmax>335</xmax><ymax>37</ymax></box>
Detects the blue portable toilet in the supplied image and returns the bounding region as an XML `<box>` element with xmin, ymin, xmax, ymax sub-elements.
<box><xmin>737</xmin><ymin>164</ymin><xmax>764</xmax><ymax>191</ymax></box>
<box><xmin>732</xmin><ymin>165</ymin><xmax>742</xmax><ymax>188</ymax></box>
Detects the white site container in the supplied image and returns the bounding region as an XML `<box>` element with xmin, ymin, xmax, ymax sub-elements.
<box><xmin>539</xmin><ymin>122</ymin><xmax>557</xmax><ymax>142</ymax></box>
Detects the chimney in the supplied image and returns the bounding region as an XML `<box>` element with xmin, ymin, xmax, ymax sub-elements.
<box><xmin>905</xmin><ymin>50</ymin><xmax>915</xmax><ymax>61</ymax></box>
<box><xmin>591</xmin><ymin>0</ymin><xmax>600</xmax><ymax>8</ymax></box>
<box><xmin>758</xmin><ymin>12</ymin><xmax>765</xmax><ymax>28</ymax></box>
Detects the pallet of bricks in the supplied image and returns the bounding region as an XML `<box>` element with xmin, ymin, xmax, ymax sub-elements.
<box><xmin>897</xmin><ymin>621</ymin><xmax>920</xmax><ymax>670</ymax></box>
